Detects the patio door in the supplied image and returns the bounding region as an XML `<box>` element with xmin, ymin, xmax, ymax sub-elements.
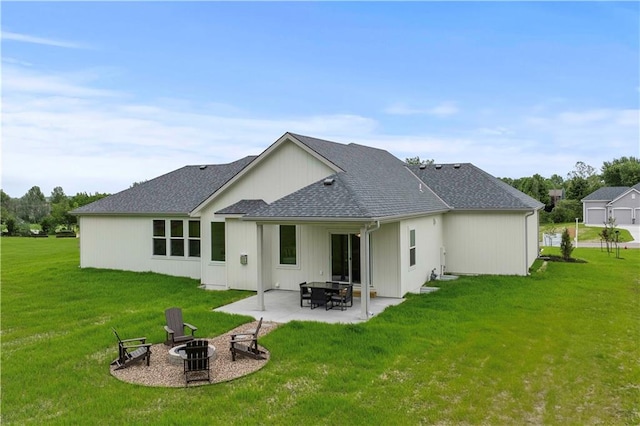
<box><xmin>331</xmin><ymin>234</ymin><xmax>361</xmax><ymax>284</ymax></box>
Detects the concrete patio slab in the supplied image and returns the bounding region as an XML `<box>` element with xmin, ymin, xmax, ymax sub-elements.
<box><xmin>213</xmin><ymin>289</ymin><xmax>406</xmax><ymax>324</ymax></box>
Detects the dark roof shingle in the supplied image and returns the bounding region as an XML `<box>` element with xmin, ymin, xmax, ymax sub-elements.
<box><xmin>72</xmin><ymin>156</ymin><xmax>256</xmax><ymax>215</ymax></box>
<box><xmin>582</xmin><ymin>186</ymin><xmax>630</xmax><ymax>202</ymax></box>
<box><xmin>409</xmin><ymin>163</ymin><xmax>544</xmax><ymax>210</ymax></box>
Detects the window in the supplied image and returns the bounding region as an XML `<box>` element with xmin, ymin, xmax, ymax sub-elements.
<box><xmin>152</xmin><ymin>219</ymin><xmax>200</xmax><ymax>258</ymax></box>
<box><xmin>211</xmin><ymin>222</ymin><xmax>225</xmax><ymax>262</ymax></box>
<box><xmin>409</xmin><ymin>229</ymin><xmax>416</xmax><ymax>267</ymax></box>
<box><xmin>153</xmin><ymin>220</ymin><xmax>166</xmax><ymax>256</ymax></box>
<box><xmin>170</xmin><ymin>220</ymin><xmax>184</xmax><ymax>256</ymax></box>
<box><xmin>279</xmin><ymin>225</ymin><xmax>297</xmax><ymax>265</ymax></box>
<box><xmin>188</xmin><ymin>220</ymin><xmax>201</xmax><ymax>258</ymax></box>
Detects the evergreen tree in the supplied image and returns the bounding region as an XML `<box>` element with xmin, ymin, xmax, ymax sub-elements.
<box><xmin>560</xmin><ymin>228</ymin><xmax>574</xmax><ymax>260</ymax></box>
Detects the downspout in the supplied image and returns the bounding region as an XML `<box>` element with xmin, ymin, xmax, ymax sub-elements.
<box><xmin>524</xmin><ymin>210</ymin><xmax>535</xmax><ymax>276</ymax></box>
<box><xmin>361</xmin><ymin>220</ymin><xmax>381</xmax><ymax>321</ymax></box>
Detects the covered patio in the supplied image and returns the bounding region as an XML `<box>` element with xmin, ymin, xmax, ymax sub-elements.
<box><xmin>213</xmin><ymin>289</ymin><xmax>406</xmax><ymax>324</ymax></box>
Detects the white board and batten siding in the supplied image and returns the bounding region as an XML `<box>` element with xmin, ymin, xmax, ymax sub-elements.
<box><xmin>78</xmin><ymin>216</ymin><xmax>201</xmax><ymax>279</ymax></box>
<box><xmin>443</xmin><ymin>212</ymin><xmax>533</xmax><ymax>276</ymax></box>
<box><xmin>199</xmin><ymin>139</ymin><xmax>336</xmax><ymax>289</ymax></box>
<box><xmin>393</xmin><ymin>215</ymin><xmax>444</xmax><ymax>297</ymax></box>
<box><xmin>369</xmin><ymin>222</ymin><xmax>401</xmax><ymax>298</ymax></box>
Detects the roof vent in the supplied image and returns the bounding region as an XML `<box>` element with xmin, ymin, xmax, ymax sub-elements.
<box><xmin>453</xmin><ymin>164</ymin><xmax>461</xmax><ymax>169</ymax></box>
<box><xmin>323</xmin><ymin>178</ymin><xmax>335</xmax><ymax>186</ymax></box>
<box><xmin>199</xmin><ymin>165</ymin><xmax>207</xmax><ymax>170</ymax></box>
<box><xmin>435</xmin><ymin>164</ymin><xmax>442</xmax><ymax>170</ymax></box>
<box><xmin>419</xmin><ymin>164</ymin><xmax>427</xmax><ymax>169</ymax></box>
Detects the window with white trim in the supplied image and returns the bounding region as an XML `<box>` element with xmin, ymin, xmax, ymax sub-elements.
<box><xmin>153</xmin><ymin>220</ymin><xmax>167</xmax><ymax>256</ymax></box>
<box><xmin>211</xmin><ymin>222</ymin><xmax>225</xmax><ymax>262</ymax></box>
<box><xmin>188</xmin><ymin>220</ymin><xmax>201</xmax><ymax>258</ymax></box>
<box><xmin>279</xmin><ymin>225</ymin><xmax>297</xmax><ymax>265</ymax></box>
<box><xmin>152</xmin><ymin>219</ymin><xmax>200</xmax><ymax>258</ymax></box>
<box><xmin>170</xmin><ymin>220</ymin><xmax>184</xmax><ymax>256</ymax></box>
<box><xmin>409</xmin><ymin>228</ymin><xmax>416</xmax><ymax>267</ymax></box>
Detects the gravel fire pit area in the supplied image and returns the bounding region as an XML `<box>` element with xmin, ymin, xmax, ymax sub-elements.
<box><xmin>110</xmin><ymin>320</ymin><xmax>278</xmax><ymax>387</ymax></box>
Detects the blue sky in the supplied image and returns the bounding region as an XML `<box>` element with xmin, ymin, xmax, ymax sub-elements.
<box><xmin>2</xmin><ymin>2</ymin><xmax>638</xmax><ymax>197</ymax></box>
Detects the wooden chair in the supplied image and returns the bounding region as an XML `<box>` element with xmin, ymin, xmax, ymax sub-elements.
<box><xmin>110</xmin><ymin>328</ymin><xmax>151</xmax><ymax>370</ymax></box>
<box><xmin>183</xmin><ymin>339</ymin><xmax>212</xmax><ymax>385</ymax></box>
<box><xmin>230</xmin><ymin>318</ymin><xmax>266</xmax><ymax>361</ymax></box>
<box><xmin>164</xmin><ymin>307</ymin><xmax>198</xmax><ymax>347</ymax></box>
<box><xmin>310</xmin><ymin>287</ymin><xmax>331</xmax><ymax>310</ymax></box>
<box><xmin>299</xmin><ymin>282</ymin><xmax>311</xmax><ymax>307</ymax></box>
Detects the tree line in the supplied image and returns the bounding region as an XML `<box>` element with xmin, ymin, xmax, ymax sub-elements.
<box><xmin>0</xmin><ymin>187</ymin><xmax>109</xmax><ymax>236</ymax></box>
<box><xmin>2</xmin><ymin>156</ymin><xmax>639</xmax><ymax>235</ymax></box>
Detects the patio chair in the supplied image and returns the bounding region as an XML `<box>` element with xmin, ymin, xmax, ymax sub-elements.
<box><xmin>310</xmin><ymin>287</ymin><xmax>331</xmax><ymax>310</ymax></box>
<box><xmin>183</xmin><ymin>339</ymin><xmax>212</xmax><ymax>385</ymax></box>
<box><xmin>299</xmin><ymin>282</ymin><xmax>311</xmax><ymax>307</ymax></box>
<box><xmin>110</xmin><ymin>328</ymin><xmax>152</xmax><ymax>370</ymax></box>
<box><xmin>330</xmin><ymin>284</ymin><xmax>353</xmax><ymax>311</ymax></box>
<box><xmin>164</xmin><ymin>307</ymin><xmax>198</xmax><ymax>347</ymax></box>
<box><xmin>230</xmin><ymin>317</ymin><xmax>266</xmax><ymax>361</ymax></box>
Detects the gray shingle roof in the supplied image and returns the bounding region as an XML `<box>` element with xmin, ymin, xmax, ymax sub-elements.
<box><xmin>582</xmin><ymin>186</ymin><xmax>630</xmax><ymax>202</ymax></box>
<box><xmin>409</xmin><ymin>163</ymin><xmax>544</xmax><ymax>210</ymax></box>
<box><xmin>245</xmin><ymin>135</ymin><xmax>450</xmax><ymax>220</ymax></box>
<box><xmin>216</xmin><ymin>199</ymin><xmax>268</xmax><ymax>215</ymax></box>
<box><xmin>73</xmin><ymin>132</ymin><xmax>544</xmax><ymax>219</ymax></box>
<box><xmin>72</xmin><ymin>156</ymin><xmax>256</xmax><ymax>215</ymax></box>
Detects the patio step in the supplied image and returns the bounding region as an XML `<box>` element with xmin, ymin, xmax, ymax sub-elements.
<box><xmin>353</xmin><ymin>289</ymin><xmax>377</xmax><ymax>298</ymax></box>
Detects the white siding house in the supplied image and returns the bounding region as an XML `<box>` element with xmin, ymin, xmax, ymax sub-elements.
<box><xmin>73</xmin><ymin>132</ymin><xmax>544</xmax><ymax>317</ymax></box>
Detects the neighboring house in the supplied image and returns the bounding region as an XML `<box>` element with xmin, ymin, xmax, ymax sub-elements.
<box><xmin>72</xmin><ymin>132</ymin><xmax>543</xmax><ymax>318</ymax></box>
<box><xmin>548</xmin><ymin>189</ymin><xmax>564</xmax><ymax>206</ymax></box>
<box><xmin>581</xmin><ymin>183</ymin><xmax>640</xmax><ymax>225</ymax></box>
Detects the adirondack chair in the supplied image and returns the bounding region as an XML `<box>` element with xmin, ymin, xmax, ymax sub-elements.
<box><xmin>183</xmin><ymin>339</ymin><xmax>212</xmax><ymax>385</ymax></box>
<box><xmin>110</xmin><ymin>328</ymin><xmax>152</xmax><ymax>370</ymax></box>
<box><xmin>164</xmin><ymin>307</ymin><xmax>198</xmax><ymax>347</ymax></box>
<box><xmin>230</xmin><ymin>317</ymin><xmax>266</xmax><ymax>361</ymax></box>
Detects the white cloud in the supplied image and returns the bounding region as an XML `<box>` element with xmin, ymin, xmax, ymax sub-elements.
<box><xmin>2</xmin><ymin>62</ymin><xmax>637</xmax><ymax>197</ymax></box>
<box><xmin>1</xmin><ymin>30</ymin><xmax>88</xmax><ymax>49</ymax></box>
<box><xmin>384</xmin><ymin>101</ymin><xmax>459</xmax><ymax>117</ymax></box>
<box><xmin>1</xmin><ymin>64</ymin><xmax>379</xmax><ymax>196</ymax></box>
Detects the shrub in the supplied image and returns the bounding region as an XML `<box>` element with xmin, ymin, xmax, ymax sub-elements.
<box><xmin>560</xmin><ymin>228</ymin><xmax>574</xmax><ymax>260</ymax></box>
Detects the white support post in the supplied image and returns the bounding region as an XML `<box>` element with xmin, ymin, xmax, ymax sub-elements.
<box><xmin>360</xmin><ymin>225</ymin><xmax>370</xmax><ymax>321</ymax></box>
<box><xmin>256</xmin><ymin>224</ymin><xmax>265</xmax><ymax>311</ymax></box>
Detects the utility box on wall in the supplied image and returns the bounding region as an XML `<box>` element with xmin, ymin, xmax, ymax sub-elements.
<box><xmin>240</xmin><ymin>254</ymin><xmax>248</xmax><ymax>265</ymax></box>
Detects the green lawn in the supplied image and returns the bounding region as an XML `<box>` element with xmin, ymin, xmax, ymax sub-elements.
<box><xmin>2</xmin><ymin>238</ymin><xmax>638</xmax><ymax>425</ymax></box>
<box><xmin>540</xmin><ymin>222</ymin><xmax>634</xmax><ymax>243</ymax></box>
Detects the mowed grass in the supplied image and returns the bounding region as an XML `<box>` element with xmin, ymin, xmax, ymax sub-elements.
<box><xmin>540</xmin><ymin>222</ymin><xmax>634</xmax><ymax>243</ymax></box>
<box><xmin>1</xmin><ymin>238</ymin><xmax>638</xmax><ymax>425</ymax></box>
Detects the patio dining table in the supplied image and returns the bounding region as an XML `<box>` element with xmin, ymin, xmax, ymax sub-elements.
<box><xmin>302</xmin><ymin>282</ymin><xmax>353</xmax><ymax>310</ymax></box>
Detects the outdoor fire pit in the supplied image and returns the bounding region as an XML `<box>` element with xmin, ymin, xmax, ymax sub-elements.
<box><xmin>168</xmin><ymin>343</ymin><xmax>216</xmax><ymax>366</ymax></box>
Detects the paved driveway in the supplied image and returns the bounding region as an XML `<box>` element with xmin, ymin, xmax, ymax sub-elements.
<box><xmin>617</xmin><ymin>224</ymin><xmax>640</xmax><ymax>242</ymax></box>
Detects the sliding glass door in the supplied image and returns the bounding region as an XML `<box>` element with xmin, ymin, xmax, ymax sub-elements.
<box><xmin>330</xmin><ymin>233</ymin><xmax>361</xmax><ymax>284</ymax></box>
